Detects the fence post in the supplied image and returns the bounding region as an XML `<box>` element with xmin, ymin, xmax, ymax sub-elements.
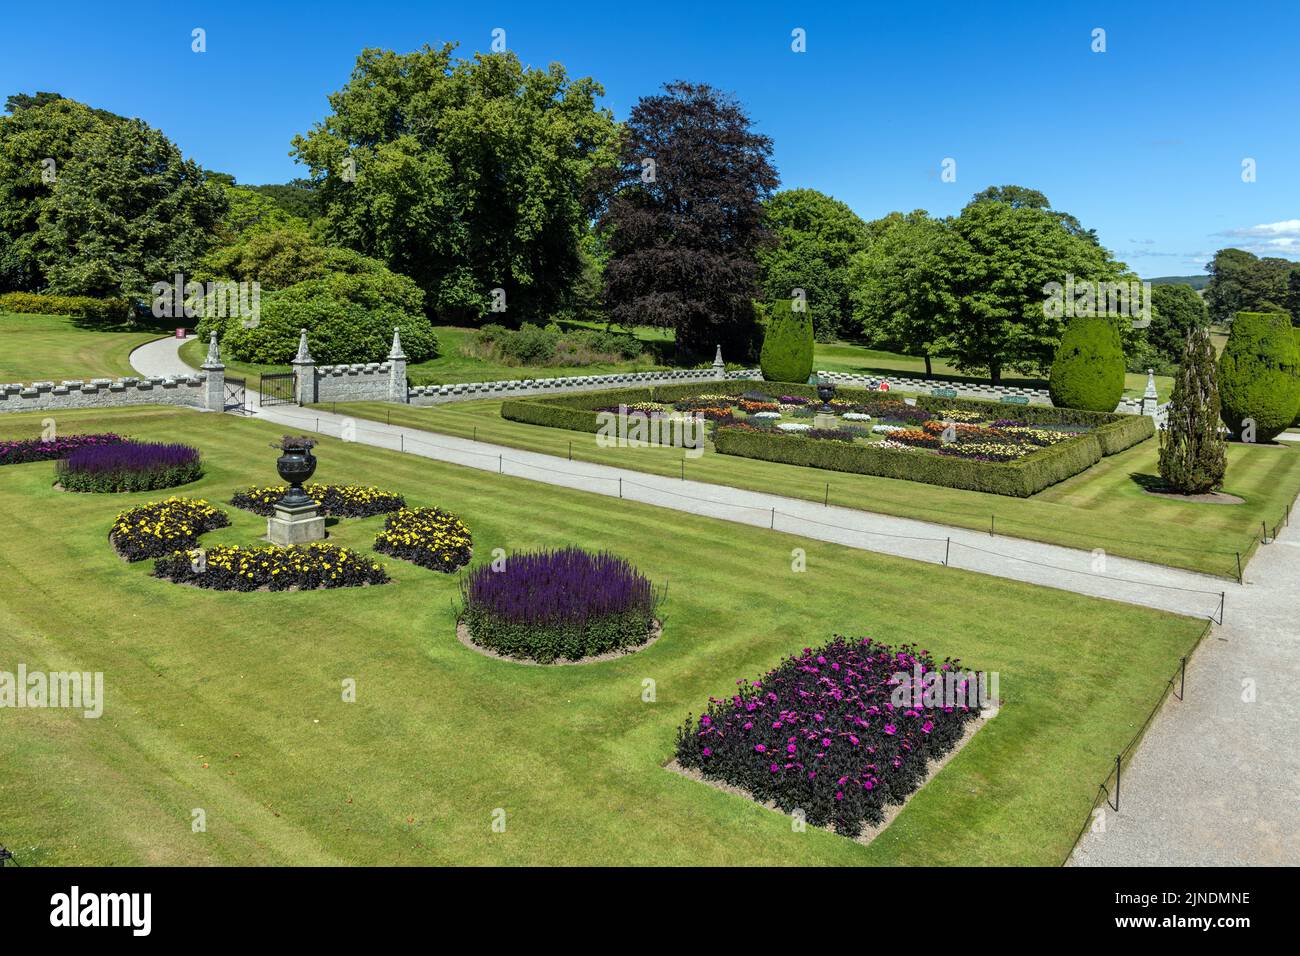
<box><xmin>944</xmin><ymin>537</ymin><xmax>950</xmax><ymax>566</ymax></box>
<box><xmin>1218</xmin><ymin>592</ymin><xmax>1225</xmax><ymax>625</ymax></box>
<box><xmin>1114</xmin><ymin>755</ymin><xmax>1121</xmax><ymax>812</ymax></box>
<box><xmin>770</xmin><ymin>507</ymin><xmax>775</xmax><ymax>529</ymax></box>
<box><xmin>1179</xmin><ymin>656</ymin><xmax>1186</xmax><ymax>700</ymax></box>
<box><xmin>1236</xmin><ymin>551</ymin><xmax>1242</xmax><ymax>584</ymax></box>
<box><xmin>990</xmin><ymin>515</ymin><xmax>995</xmax><ymax>536</ymax></box>
<box><xmin>400</xmin><ymin>433</ymin><xmax>404</xmax><ymax>452</ymax></box>
<box><xmin>499</xmin><ymin>454</ymin><xmax>503</xmax><ymax>475</ymax></box>
<box><xmin>681</xmin><ymin>457</ymin><xmax>685</xmax><ymax>481</ymax></box>
<box><xmin>619</xmin><ymin>477</ymin><xmax>622</xmax><ymax>499</ymax></box>
<box><xmin>1262</xmin><ymin>520</ymin><xmax>1269</xmax><ymax>544</ymax></box>
<box><xmin>824</xmin><ymin>482</ymin><xmax>829</xmax><ymax>507</ymax></box>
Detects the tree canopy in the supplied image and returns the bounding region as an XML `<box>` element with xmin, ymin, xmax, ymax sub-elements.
<box><xmin>598</xmin><ymin>81</ymin><xmax>778</xmax><ymax>358</ymax></box>
<box><xmin>292</xmin><ymin>43</ymin><xmax>618</xmax><ymax>323</ymax></box>
<box><xmin>1204</xmin><ymin>248</ymin><xmax>1296</xmax><ymax>324</ymax></box>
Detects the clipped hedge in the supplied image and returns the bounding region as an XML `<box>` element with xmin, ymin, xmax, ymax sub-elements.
<box><xmin>714</xmin><ymin>426</ymin><xmax>1104</xmax><ymax>497</ymax></box>
<box><xmin>0</xmin><ymin>291</ymin><xmax>130</xmax><ymax>322</ymax></box>
<box><xmin>1048</xmin><ymin>316</ymin><xmax>1126</xmax><ymax>411</ymax></box>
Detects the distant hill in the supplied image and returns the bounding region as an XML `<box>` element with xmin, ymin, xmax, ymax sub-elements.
<box><xmin>1146</xmin><ymin>275</ymin><xmax>1210</xmax><ymax>290</ymax></box>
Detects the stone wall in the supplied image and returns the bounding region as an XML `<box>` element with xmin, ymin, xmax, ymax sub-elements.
<box><xmin>314</xmin><ymin>363</ymin><xmax>400</xmax><ymax>403</ymax></box>
<box><xmin>817</xmin><ymin>370</ymin><xmax>1052</xmax><ymax>405</ymax></box>
<box><xmin>0</xmin><ymin>375</ymin><xmax>211</xmax><ymax>413</ymax></box>
<box><xmin>408</xmin><ymin>366</ymin><xmax>759</xmax><ymax>406</ymax></box>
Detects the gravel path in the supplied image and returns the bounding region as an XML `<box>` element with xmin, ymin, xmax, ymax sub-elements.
<box><xmin>127</xmin><ymin>334</ymin><xmax>197</xmax><ymax>378</ymax></box>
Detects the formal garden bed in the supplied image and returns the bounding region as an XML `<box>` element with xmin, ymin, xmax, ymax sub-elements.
<box><xmin>230</xmin><ymin>482</ymin><xmax>406</xmax><ymax>517</ymax></box>
<box><xmin>56</xmin><ymin>440</ymin><xmax>203</xmax><ymax>492</ymax></box>
<box><xmin>501</xmin><ymin>381</ymin><xmax>1153</xmax><ymax>497</ymax></box>
<box><xmin>458</xmin><ymin>546</ymin><xmax>661</xmax><ymax>664</ymax></box>
<box><xmin>110</xmin><ymin>497</ymin><xmax>232</xmax><ymax>561</ymax></box>
<box><xmin>0</xmin><ymin>432</ymin><xmax>126</xmax><ymax>466</ymax></box>
<box><xmin>373</xmin><ymin>506</ymin><xmax>474</xmax><ymax>572</ymax></box>
<box><xmin>673</xmin><ymin>637</ymin><xmax>987</xmax><ymax>839</ymax></box>
<box><xmin>154</xmin><ymin>542</ymin><xmax>389</xmax><ymax>591</ymax></box>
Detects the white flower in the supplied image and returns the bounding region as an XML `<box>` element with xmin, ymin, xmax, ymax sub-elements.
<box><xmin>777</xmin><ymin>422</ymin><xmax>812</xmax><ymax>432</ymax></box>
<box><xmin>752</xmin><ymin>411</ymin><xmax>782</xmax><ymax>419</ymax></box>
<box><xmin>877</xmin><ymin>439</ymin><xmax>915</xmax><ymax>451</ymax></box>
<box><xmin>842</xmin><ymin>412</ymin><xmax>872</xmax><ymax>421</ymax></box>
<box><xmin>872</xmin><ymin>424</ymin><xmax>906</xmax><ymax>434</ymax></box>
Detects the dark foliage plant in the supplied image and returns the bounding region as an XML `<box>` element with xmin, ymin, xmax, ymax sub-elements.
<box><xmin>153</xmin><ymin>543</ymin><xmax>389</xmax><ymax>591</ymax></box>
<box><xmin>1159</xmin><ymin>325</ymin><xmax>1227</xmax><ymax>493</ymax></box>
<box><xmin>373</xmin><ymin>507</ymin><xmax>473</xmax><ymax>573</ymax></box>
<box><xmin>229</xmin><ymin>482</ymin><xmax>405</xmax><ymax>518</ymax></box>
<box><xmin>675</xmin><ymin>637</ymin><xmax>983</xmax><ymax>835</ymax></box>
<box><xmin>460</xmin><ymin>547</ymin><xmax>660</xmax><ymax>663</ymax></box>
<box><xmin>56</xmin><ymin>441</ymin><xmax>202</xmax><ymax>492</ymax></box>
<box><xmin>0</xmin><ymin>432</ymin><xmax>124</xmax><ymax>466</ymax></box>
<box><xmin>109</xmin><ymin>497</ymin><xmax>230</xmax><ymax>561</ymax></box>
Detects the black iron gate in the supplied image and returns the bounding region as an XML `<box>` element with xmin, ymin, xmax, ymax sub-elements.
<box><xmin>224</xmin><ymin>376</ymin><xmax>247</xmax><ymax>413</ymax></box>
<box><xmin>259</xmin><ymin>372</ymin><xmax>296</xmax><ymax>407</ymax></box>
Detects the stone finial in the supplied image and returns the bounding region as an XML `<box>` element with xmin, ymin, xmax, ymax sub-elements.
<box><xmin>712</xmin><ymin>345</ymin><xmax>724</xmax><ymax>368</ymax></box>
<box><xmin>1144</xmin><ymin>368</ymin><xmax>1158</xmax><ymax>400</ymax></box>
<box><xmin>201</xmin><ymin>330</ymin><xmax>223</xmax><ymax>370</ymax></box>
<box><xmin>389</xmin><ymin>326</ymin><xmax>406</xmax><ymax>361</ymax></box>
<box><xmin>293</xmin><ymin>328</ymin><xmax>313</xmax><ymax>364</ymax></box>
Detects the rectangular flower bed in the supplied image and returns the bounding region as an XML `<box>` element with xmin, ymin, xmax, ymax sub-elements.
<box><xmin>674</xmin><ymin>637</ymin><xmax>986</xmax><ymax>838</ymax></box>
<box><xmin>500</xmin><ymin>381</ymin><xmax>1153</xmax><ymax>496</ymax></box>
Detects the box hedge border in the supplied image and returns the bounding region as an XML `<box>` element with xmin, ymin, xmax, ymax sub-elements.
<box><xmin>500</xmin><ymin>380</ymin><xmax>1154</xmax><ymax>497</ymax></box>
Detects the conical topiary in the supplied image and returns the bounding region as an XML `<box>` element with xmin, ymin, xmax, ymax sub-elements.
<box><xmin>1048</xmin><ymin>316</ymin><xmax>1125</xmax><ymax>411</ymax></box>
<box><xmin>760</xmin><ymin>298</ymin><xmax>814</xmax><ymax>383</ymax></box>
<box><xmin>1218</xmin><ymin>311</ymin><xmax>1300</xmax><ymax>442</ymax></box>
<box><xmin>1159</xmin><ymin>325</ymin><xmax>1227</xmax><ymax>494</ymax></box>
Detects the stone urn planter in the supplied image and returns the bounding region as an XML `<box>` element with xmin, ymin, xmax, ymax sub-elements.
<box><xmin>273</xmin><ymin>436</ymin><xmax>317</xmax><ymax>508</ymax></box>
<box><xmin>816</xmin><ymin>380</ymin><xmax>837</xmax><ymax>412</ymax></box>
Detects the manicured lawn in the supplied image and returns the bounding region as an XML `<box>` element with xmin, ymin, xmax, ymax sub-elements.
<box><xmin>0</xmin><ymin>405</ymin><xmax>1203</xmax><ymax>865</ymax></box>
<box><xmin>178</xmin><ymin>322</ymin><xmax>674</xmax><ymax>389</ymax></box>
<box><xmin>333</xmin><ymin>398</ymin><xmax>1300</xmax><ymax>578</ymax></box>
<box><xmin>0</xmin><ymin>313</ymin><xmax>165</xmax><ymax>383</ymax></box>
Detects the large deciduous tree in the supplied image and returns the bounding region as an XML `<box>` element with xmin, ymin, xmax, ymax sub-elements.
<box><xmin>292</xmin><ymin>44</ymin><xmax>617</xmax><ymax>324</ymax></box>
<box><xmin>757</xmin><ymin>188</ymin><xmax>868</xmax><ymax>341</ymax></box>
<box><xmin>598</xmin><ymin>81</ymin><xmax>778</xmax><ymax>359</ymax></box>
<box><xmin>0</xmin><ymin>92</ymin><xmax>120</xmax><ymax>292</ymax></box>
<box><xmin>848</xmin><ymin>210</ymin><xmax>957</xmax><ymax>375</ymax></box>
<box><xmin>37</xmin><ymin>118</ymin><xmax>227</xmax><ymax>301</ymax></box>
<box><xmin>1149</xmin><ymin>283</ymin><xmax>1209</xmax><ymax>365</ymax></box>
<box><xmin>1204</xmin><ymin>248</ymin><xmax>1295</xmax><ymax>324</ymax></box>
<box><xmin>944</xmin><ymin>192</ymin><xmax>1128</xmax><ymax>383</ymax></box>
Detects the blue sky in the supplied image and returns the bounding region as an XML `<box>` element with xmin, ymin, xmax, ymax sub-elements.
<box><xmin>2</xmin><ymin>0</ymin><xmax>1296</xmax><ymax>277</ymax></box>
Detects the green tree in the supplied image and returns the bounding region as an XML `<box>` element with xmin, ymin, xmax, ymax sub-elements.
<box><xmin>0</xmin><ymin>93</ymin><xmax>120</xmax><ymax>291</ymax></box>
<box><xmin>759</xmin><ymin>297</ymin><xmax>814</xmax><ymax>382</ymax></box>
<box><xmin>37</xmin><ymin>118</ymin><xmax>227</xmax><ymax>301</ymax></box>
<box><xmin>292</xmin><ymin>44</ymin><xmax>617</xmax><ymax>323</ymax></box>
<box><xmin>1048</xmin><ymin>315</ymin><xmax>1125</xmax><ymax>411</ymax></box>
<box><xmin>1148</xmin><ymin>284</ymin><xmax>1209</xmax><ymax>365</ymax></box>
<box><xmin>1204</xmin><ymin>248</ymin><xmax>1294</xmax><ymax>324</ymax></box>
<box><xmin>1158</xmin><ymin>324</ymin><xmax>1226</xmax><ymax>493</ymax></box>
<box><xmin>1218</xmin><ymin>310</ymin><xmax>1300</xmax><ymax>441</ymax></box>
<box><xmin>848</xmin><ymin>210</ymin><xmax>957</xmax><ymax>375</ymax></box>
<box><xmin>757</xmin><ymin>189</ymin><xmax>868</xmax><ymax>341</ymax></box>
<box><xmin>195</xmin><ymin>228</ymin><xmax>388</xmax><ymax>291</ymax></box>
<box><xmin>944</xmin><ymin>192</ymin><xmax>1129</xmax><ymax>383</ymax></box>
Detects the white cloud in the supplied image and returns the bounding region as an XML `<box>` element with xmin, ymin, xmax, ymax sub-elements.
<box><xmin>1214</xmin><ymin>220</ymin><xmax>1300</xmax><ymax>260</ymax></box>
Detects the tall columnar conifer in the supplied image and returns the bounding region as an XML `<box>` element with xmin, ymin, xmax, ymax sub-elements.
<box><xmin>1158</xmin><ymin>325</ymin><xmax>1227</xmax><ymax>494</ymax></box>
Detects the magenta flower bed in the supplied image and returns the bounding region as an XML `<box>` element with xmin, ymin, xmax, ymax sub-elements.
<box><xmin>0</xmin><ymin>433</ymin><xmax>126</xmax><ymax>466</ymax></box>
<box><xmin>675</xmin><ymin>637</ymin><xmax>982</xmax><ymax>836</ymax></box>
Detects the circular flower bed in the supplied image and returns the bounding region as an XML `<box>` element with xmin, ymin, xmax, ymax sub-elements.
<box><xmin>56</xmin><ymin>441</ymin><xmax>202</xmax><ymax>493</ymax></box>
<box><xmin>373</xmin><ymin>507</ymin><xmax>473</xmax><ymax>573</ymax></box>
<box><xmin>229</xmin><ymin>483</ymin><xmax>405</xmax><ymax>517</ymax></box>
<box><xmin>109</xmin><ymin>497</ymin><xmax>231</xmax><ymax>561</ymax></box>
<box><xmin>460</xmin><ymin>547</ymin><xmax>660</xmax><ymax>663</ymax></box>
<box><xmin>153</xmin><ymin>543</ymin><xmax>389</xmax><ymax>591</ymax></box>
<box><xmin>675</xmin><ymin>637</ymin><xmax>984</xmax><ymax>836</ymax></box>
<box><xmin>0</xmin><ymin>433</ymin><xmax>125</xmax><ymax>466</ymax></box>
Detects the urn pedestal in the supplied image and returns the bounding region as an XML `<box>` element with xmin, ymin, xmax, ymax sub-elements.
<box><xmin>812</xmin><ymin>413</ymin><xmax>839</xmax><ymax>430</ymax></box>
<box><xmin>268</xmin><ymin>500</ymin><xmax>325</xmax><ymax>545</ymax></box>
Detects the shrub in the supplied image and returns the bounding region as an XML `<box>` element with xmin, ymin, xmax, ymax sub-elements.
<box><xmin>675</xmin><ymin>637</ymin><xmax>984</xmax><ymax>835</ymax></box>
<box><xmin>373</xmin><ymin>507</ymin><xmax>473</xmax><ymax>573</ymax></box>
<box><xmin>0</xmin><ymin>433</ymin><xmax>125</xmax><ymax>466</ymax></box>
<box><xmin>1048</xmin><ymin>316</ymin><xmax>1125</xmax><ymax>411</ymax></box>
<box><xmin>1218</xmin><ymin>311</ymin><xmax>1300</xmax><ymax>441</ymax></box>
<box><xmin>109</xmin><ymin>497</ymin><xmax>230</xmax><ymax>561</ymax></box>
<box><xmin>1159</xmin><ymin>325</ymin><xmax>1227</xmax><ymax>494</ymax></box>
<box><xmin>0</xmin><ymin>291</ymin><xmax>130</xmax><ymax>322</ymax></box>
<box><xmin>229</xmin><ymin>483</ymin><xmax>405</xmax><ymax>518</ymax></box>
<box><xmin>206</xmin><ymin>271</ymin><xmax>438</xmax><ymax>365</ymax></box>
<box><xmin>469</xmin><ymin>323</ymin><xmax>644</xmax><ymax>367</ymax></box>
<box><xmin>760</xmin><ymin>298</ymin><xmax>814</xmax><ymax>383</ymax></box>
<box><xmin>460</xmin><ymin>547</ymin><xmax>660</xmax><ymax>663</ymax></box>
<box><xmin>153</xmin><ymin>543</ymin><xmax>389</xmax><ymax>591</ymax></box>
<box><xmin>56</xmin><ymin>441</ymin><xmax>202</xmax><ymax>492</ymax></box>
